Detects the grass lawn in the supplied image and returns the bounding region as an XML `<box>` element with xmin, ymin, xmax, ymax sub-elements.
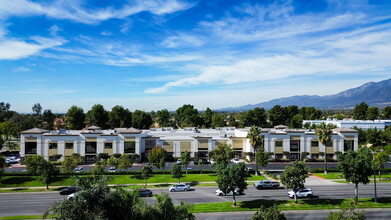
<box><xmin>0</xmin><ymin>174</ymin><xmax>267</xmax><ymax>188</ymax></box>
<box><xmin>0</xmin><ymin>215</ymin><xmax>51</xmax><ymax>220</ymax></box>
<box><xmin>313</xmin><ymin>173</ymin><xmax>391</xmax><ymax>180</ymax></box>
<box><xmin>192</xmin><ymin>197</ymin><xmax>391</xmax><ymax>213</ymax></box>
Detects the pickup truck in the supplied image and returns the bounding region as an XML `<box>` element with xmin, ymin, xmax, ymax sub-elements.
<box><xmin>254</xmin><ymin>180</ymin><xmax>280</xmax><ymax>190</ymax></box>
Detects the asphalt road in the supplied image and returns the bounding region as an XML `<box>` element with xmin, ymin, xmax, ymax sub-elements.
<box><xmin>0</xmin><ymin>183</ymin><xmax>390</xmax><ymax>217</ymax></box>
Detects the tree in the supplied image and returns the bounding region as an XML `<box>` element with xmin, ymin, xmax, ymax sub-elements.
<box><xmin>44</xmin><ymin>177</ymin><xmax>149</xmax><ymax>220</ymax></box>
<box><xmin>140</xmin><ymin>165</ymin><xmax>153</xmax><ymax>186</ymax></box>
<box><xmin>52</xmin><ymin>154</ymin><xmax>62</xmax><ymax>162</ymax></box>
<box><xmin>367</xmin><ymin>107</ymin><xmax>379</xmax><ymax>120</ymax></box>
<box><xmin>338</xmin><ymin>148</ymin><xmax>373</xmax><ymax>203</ymax></box>
<box><xmin>198</xmin><ymin>159</ymin><xmax>202</xmax><ymax>176</ymax></box>
<box><xmin>252</xmin><ymin>205</ymin><xmax>286</xmax><ymax>220</ymax></box>
<box><xmin>0</xmin><ymin>155</ymin><xmax>5</xmax><ymax>179</ymax></box>
<box><xmin>43</xmin><ymin>109</ymin><xmax>56</xmax><ymax>130</ymax></box>
<box><xmin>202</xmin><ymin>107</ymin><xmax>213</xmax><ymax>128</ymax></box>
<box><xmin>118</xmin><ymin>154</ymin><xmax>133</xmax><ymax>172</ymax></box>
<box><xmin>175</xmin><ymin>104</ymin><xmax>200</xmax><ymax>128</ymax></box>
<box><xmin>0</xmin><ymin>121</ymin><xmax>15</xmax><ymax>147</ymax></box>
<box><xmin>209</xmin><ymin>143</ymin><xmax>234</xmax><ymax>168</ymax></box>
<box><xmin>366</xmin><ymin>128</ymin><xmax>382</xmax><ymax>146</ymax></box>
<box><xmin>0</xmin><ymin>102</ymin><xmax>11</xmax><ymax>122</ymax></box>
<box><xmin>374</xmin><ymin>149</ymin><xmax>390</xmax><ymax>180</ymax></box>
<box><xmin>316</xmin><ymin>123</ymin><xmax>333</xmax><ymax>175</ymax></box>
<box><xmin>327</xmin><ymin>201</ymin><xmax>366</xmax><ymax>220</ymax></box>
<box><xmin>216</xmin><ymin>162</ymin><xmax>247</xmax><ymax>206</ymax></box>
<box><xmin>171</xmin><ymin>163</ymin><xmax>183</xmax><ymax>183</ymax></box>
<box><xmin>247</xmin><ymin>126</ymin><xmax>263</xmax><ymax>176</ymax></box>
<box><xmin>157</xmin><ymin>109</ymin><xmax>171</xmax><ymax>127</ymax></box>
<box><xmin>159</xmin><ymin>157</ymin><xmax>166</xmax><ymax>178</ymax></box>
<box><xmin>132</xmin><ymin>110</ymin><xmax>152</xmax><ymax>129</ymax></box>
<box><xmin>257</xmin><ymin>148</ymin><xmax>269</xmax><ymax>168</ymax></box>
<box><xmin>38</xmin><ymin>160</ymin><xmax>59</xmax><ymax>189</ymax></box>
<box><xmin>280</xmin><ymin>160</ymin><xmax>310</xmax><ymax>203</ymax></box>
<box><xmin>290</xmin><ymin>114</ymin><xmax>303</xmax><ymax>128</ymax></box>
<box><xmin>91</xmin><ymin>161</ymin><xmax>105</xmax><ymax>176</ymax></box>
<box><xmin>32</xmin><ymin>103</ymin><xmax>42</xmax><ymax>115</ymax></box>
<box><xmin>62</xmin><ymin>154</ymin><xmax>82</xmax><ymax>173</ymax></box>
<box><xmin>148</xmin><ymin>146</ymin><xmax>165</xmax><ymax>169</ymax></box>
<box><xmin>86</xmin><ymin>104</ymin><xmax>109</xmax><ymax>128</ymax></box>
<box><xmin>353</xmin><ymin>102</ymin><xmax>368</xmax><ymax>120</ymax></box>
<box><xmin>268</xmin><ymin>105</ymin><xmax>286</xmax><ymax>126</ymax></box>
<box><xmin>25</xmin><ymin>155</ymin><xmax>46</xmax><ymax>176</ymax></box>
<box><xmin>107</xmin><ymin>155</ymin><xmax>120</xmax><ymax>169</ymax></box>
<box><xmin>211</xmin><ymin>114</ymin><xmax>225</xmax><ymax>128</ymax></box>
<box><xmin>241</xmin><ymin>108</ymin><xmax>267</xmax><ymax>127</ymax></box>
<box><xmin>382</xmin><ymin>106</ymin><xmax>391</xmax><ymax>119</ymax></box>
<box><xmin>181</xmin><ymin>151</ymin><xmax>191</xmax><ymax>175</ymax></box>
<box><xmin>66</xmin><ymin>106</ymin><xmax>85</xmax><ymax>130</ymax></box>
<box><xmin>154</xmin><ymin>192</ymin><xmax>195</xmax><ymax>220</ymax></box>
<box><xmin>109</xmin><ymin>105</ymin><xmax>132</xmax><ymax>128</ymax></box>
<box><xmin>98</xmin><ymin>153</ymin><xmax>109</xmax><ymax>161</ymax></box>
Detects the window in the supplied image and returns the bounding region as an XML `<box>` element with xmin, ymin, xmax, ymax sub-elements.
<box><xmin>104</xmin><ymin>142</ymin><xmax>113</xmax><ymax>149</ymax></box>
<box><xmin>311</xmin><ymin>141</ymin><xmax>319</xmax><ymax>147</ymax></box>
<box><xmin>275</xmin><ymin>140</ymin><xmax>283</xmax><ymax>147</ymax></box>
<box><xmin>344</xmin><ymin>140</ymin><xmax>354</xmax><ymax>151</ymax></box>
<box><xmin>124</xmin><ymin>141</ymin><xmax>135</xmax><ymax>153</ymax></box>
<box><xmin>25</xmin><ymin>142</ymin><xmax>37</xmax><ymax>154</ymax></box>
<box><xmin>290</xmin><ymin>140</ymin><xmax>299</xmax><ymax>151</ymax></box>
<box><xmin>85</xmin><ymin>142</ymin><xmax>97</xmax><ymax>154</ymax></box>
<box><xmin>311</xmin><ymin>154</ymin><xmax>319</xmax><ymax>159</ymax></box>
<box><xmin>326</xmin><ymin>140</ymin><xmax>333</xmax><ymax>147</ymax></box>
<box><xmin>49</xmin><ymin>142</ymin><xmax>58</xmax><ymax>149</ymax></box>
<box><xmin>65</xmin><ymin>143</ymin><xmax>73</xmax><ymax>149</ymax></box>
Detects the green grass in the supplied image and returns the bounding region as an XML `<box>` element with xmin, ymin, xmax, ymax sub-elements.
<box><xmin>313</xmin><ymin>173</ymin><xmax>391</xmax><ymax>180</ymax></box>
<box><xmin>0</xmin><ymin>215</ymin><xmax>51</xmax><ymax>220</ymax></box>
<box><xmin>192</xmin><ymin>197</ymin><xmax>391</xmax><ymax>213</ymax></box>
<box><xmin>0</xmin><ymin>174</ymin><xmax>267</xmax><ymax>188</ymax></box>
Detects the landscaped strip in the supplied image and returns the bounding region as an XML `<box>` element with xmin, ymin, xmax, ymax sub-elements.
<box><xmin>192</xmin><ymin>198</ymin><xmax>391</xmax><ymax>213</ymax></box>
<box><xmin>0</xmin><ymin>174</ymin><xmax>267</xmax><ymax>188</ymax></box>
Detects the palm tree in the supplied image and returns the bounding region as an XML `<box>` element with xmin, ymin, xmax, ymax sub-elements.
<box><xmin>247</xmin><ymin>126</ymin><xmax>263</xmax><ymax>176</ymax></box>
<box><xmin>315</xmin><ymin>123</ymin><xmax>332</xmax><ymax>175</ymax></box>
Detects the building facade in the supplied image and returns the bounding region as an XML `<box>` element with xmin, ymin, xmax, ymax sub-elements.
<box><xmin>303</xmin><ymin>119</ymin><xmax>391</xmax><ymax>130</ymax></box>
<box><xmin>20</xmin><ymin>126</ymin><xmax>358</xmax><ymax>163</ymax></box>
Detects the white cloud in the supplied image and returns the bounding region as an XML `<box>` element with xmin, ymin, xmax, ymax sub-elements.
<box><xmin>48</xmin><ymin>25</ymin><xmax>60</xmax><ymax>36</ymax></box>
<box><xmin>0</xmin><ymin>0</ymin><xmax>194</xmax><ymax>24</ymax></box>
<box><xmin>0</xmin><ymin>36</ymin><xmax>65</xmax><ymax>60</ymax></box>
<box><xmin>161</xmin><ymin>34</ymin><xmax>204</xmax><ymax>48</ymax></box>
<box><xmin>13</xmin><ymin>67</ymin><xmax>30</xmax><ymax>72</ymax></box>
<box><xmin>101</xmin><ymin>31</ymin><xmax>113</xmax><ymax>36</ymax></box>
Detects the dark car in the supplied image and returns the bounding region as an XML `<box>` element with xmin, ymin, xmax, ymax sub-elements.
<box><xmin>60</xmin><ymin>186</ymin><xmax>81</xmax><ymax>195</ymax></box>
<box><xmin>140</xmin><ymin>188</ymin><xmax>153</xmax><ymax>197</ymax></box>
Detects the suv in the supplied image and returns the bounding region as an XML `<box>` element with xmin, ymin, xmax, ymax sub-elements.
<box><xmin>232</xmin><ymin>158</ymin><xmax>241</xmax><ymax>164</ymax></box>
<box><xmin>288</xmin><ymin>188</ymin><xmax>313</xmax><ymax>199</ymax></box>
<box><xmin>254</xmin><ymin>180</ymin><xmax>280</xmax><ymax>190</ymax></box>
<box><xmin>169</xmin><ymin>184</ymin><xmax>190</xmax><ymax>192</ymax></box>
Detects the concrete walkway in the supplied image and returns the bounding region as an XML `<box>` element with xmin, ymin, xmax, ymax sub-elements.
<box><xmin>305</xmin><ymin>175</ymin><xmax>346</xmax><ymax>186</ymax></box>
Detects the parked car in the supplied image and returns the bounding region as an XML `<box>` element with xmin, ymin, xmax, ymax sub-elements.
<box><xmin>232</xmin><ymin>158</ymin><xmax>241</xmax><ymax>164</ymax></box>
<box><xmin>215</xmin><ymin>188</ymin><xmax>240</xmax><ymax>196</ymax></box>
<box><xmin>176</xmin><ymin>159</ymin><xmax>181</xmax><ymax>165</ymax></box>
<box><xmin>193</xmin><ymin>158</ymin><xmax>199</xmax><ymax>165</ymax></box>
<box><xmin>246</xmin><ymin>167</ymin><xmax>253</xmax><ymax>171</ymax></box>
<box><xmin>60</xmin><ymin>186</ymin><xmax>81</xmax><ymax>195</ymax></box>
<box><xmin>74</xmin><ymin>167</ymin><xmax>84</xmax><ymax>172</ymax></box>
<box><xmin>169</xmin><ymin>184</ymin><xmax>190</xmax><ymax>192</ymax></box>
<box><xmin>210</xmin><ymin>159</ymin><xmax>216</xmax><ymax>165</ymax></box>
<box><xmin>287</xmin><ymin>188</ymin><xmax>313</xmax><ymax>199</ymax></box>
<box><xmin>109</xmin><ymin>167</ymin><xmax>117</xmax><ymax>172</ymax></box>
<box><xmin>140</xmin><ymin>188</ymin><xmax>153</xmax><ymax>197</ymax></box>
<box><xmin>254</xmin><ymin>180</ymin><xmax>280</xmax><ymax>190</ymax></box>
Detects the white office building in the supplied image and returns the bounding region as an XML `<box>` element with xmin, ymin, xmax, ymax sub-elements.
<box><xmin>303</xmin><ymin>119</ymin><xmax>391</xmax><ymax>130</ymax></box>
<box><xmin>20</xmin><ymin>125</ymin><xmax>358</xmax><ymax>163</ymax></box>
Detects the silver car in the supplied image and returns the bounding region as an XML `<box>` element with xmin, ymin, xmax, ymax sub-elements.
<box><xmin>216</xmin><ymin>188</ymin><xmax>240</xmax><ymax>196</ymax></box>
<box><xmin>169</xmin><ymin>184</ymin><xmax>190</xmax><ymax>192</ymax></box>
<box><xmin>288</xmin><ymin>188</ymin><xmax>314</xmax><ymax>199</ymax></box>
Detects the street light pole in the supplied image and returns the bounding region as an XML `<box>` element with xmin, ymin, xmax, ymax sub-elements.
<box><xmin>373</xmin><ymin>153</ymin><xmax>377</xmax><ymax>203</ymax></box>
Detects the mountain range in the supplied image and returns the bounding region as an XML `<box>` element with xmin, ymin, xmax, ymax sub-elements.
<box><xmin>217</xmin><ymin>78</ymin><xmax>391</xmax><ymax>111</ymax></box>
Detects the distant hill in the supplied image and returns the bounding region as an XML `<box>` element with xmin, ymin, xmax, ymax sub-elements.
<box><xmin>217</xmin><ymin>78</ymin><xmax>391</xmax><ymax>111</ymax></box>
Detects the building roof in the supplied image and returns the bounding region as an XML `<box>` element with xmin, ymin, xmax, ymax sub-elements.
<box><xmin>120</xmin><ymin>127</ymin><xmax>142</xmax><ymax>134</ymax></box>
<box><xmin>332</xmin><ymin>127</ymin><xmax>358</xmax><ymax>133</ymax></box>
<box><xmin>20</xmin><ymin>128</ymin><xmax>49</xmax><ymax>134</ymax></box>
<box><xmin>87</xmin><ymin>125</ymin><xmax>101</xmax><ymax>130</ymax></box>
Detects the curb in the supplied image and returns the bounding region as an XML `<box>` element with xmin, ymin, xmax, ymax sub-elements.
<box><xmin>312</xmin><ymin>174</ymin><xmax>325</xmax><ymax>179</ymax></box>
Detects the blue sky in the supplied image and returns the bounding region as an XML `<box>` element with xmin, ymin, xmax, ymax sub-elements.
<box><xmin>1</xmin><ymin>0</ymin><xmax>391</xmax><ymax>113</ymax></box>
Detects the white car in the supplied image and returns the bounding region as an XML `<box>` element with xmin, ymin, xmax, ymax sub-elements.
<box><xmin>232</xmin><ymin>158</ymin><xmax>241</xmax><ymax>164</ymax></box>
<box><xmin>169</xmin><ymin>184</ymin><xmax>190</xmax><ymax>192</ymax></box>
<box><xmin>74</xmin><ymin>167</ymin><xmax>84</xmax><ymax>172</ymax></box>
<box><xmin>210</xmin><ymin>159</ymin><xmax>216</xmax><ymax>165</ymax></box>
<box><xmin>216</xmin><ymin>188</ymin><xmax>240</xmax><ymax>196</ymax></box>
<box><xmin>176</xmin><ymin>159</ymin><xmax>181</xmax><ymax>165</ymax></box>
<box><xmin>109</xmin><ymin>167</ymin><xmax>117</xmax><ymax>172</ymax></box>
<box><xmin>288</xmin><ymin>188</ymin><xmax>313</xmax><ymax>199</ymax></box>
<box><xmin>67</xmin><ymin>193</ymin><xmax>76</xmax><ymax>200</ymax></box>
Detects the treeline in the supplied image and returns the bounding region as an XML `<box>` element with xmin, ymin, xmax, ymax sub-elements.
<box><xmin>1</xmin><ymin>101</ymin><xmax>391</xmax><ymax>142</ymax></box>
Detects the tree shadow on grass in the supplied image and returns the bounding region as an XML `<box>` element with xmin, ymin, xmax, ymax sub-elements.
<box><xmin>300</xmin><ymin>198</ymin><xmax>345</xmax><ymax>206</ymax></box>
<box><xmin>130</xmin><ymin>174</ymin><xmax>143</xmax><ymax>180</ymax></box>
<box><xmin>240</xmin><ymin>200</ymin><xmax>287</xmax><ymax>209</ymax></box>
<box><xmin>371</xmin><ymin>197</ymin><xmax>391</xmax><ymax>203</ymax></box>
<box><xmin>0</xmin><ymin>176</ymin><xmax>36</xmax><ymax>186</ymax></box>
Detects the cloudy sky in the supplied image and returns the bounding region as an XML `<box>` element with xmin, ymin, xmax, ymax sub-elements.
<box><xmin>0</xmin><ymin>0</ymin><xmax>390</xmax><ymax>113</ymax></box>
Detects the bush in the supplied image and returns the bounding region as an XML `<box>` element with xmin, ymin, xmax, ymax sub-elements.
<box><xmin>252</xmin><ymin>205</ymin><xmax>286</xmax><ymax>220</ymax></box>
